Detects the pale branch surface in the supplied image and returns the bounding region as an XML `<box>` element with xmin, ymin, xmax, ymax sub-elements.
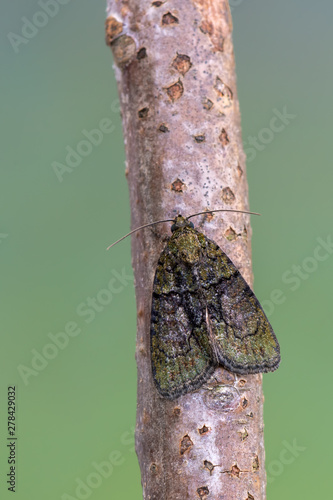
<box><xmin>106</xmin><ymin>1</ymin><xmax>267</xmax><ymax>498</ymax></box>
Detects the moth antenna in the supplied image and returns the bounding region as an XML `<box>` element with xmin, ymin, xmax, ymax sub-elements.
<box><xmin>107</xmin><ymin>210</ymin><xmax>260</xmax><ymax>250</ymax></box>
<box><xmin>187</xmin><ymin>209</ymin><xmax>261</xmax><ymax>219</ymax></box>
<box><xmin>107</xmin><ymin>218</ymin><xmax>174</xmax><ymax>250</ymax></box>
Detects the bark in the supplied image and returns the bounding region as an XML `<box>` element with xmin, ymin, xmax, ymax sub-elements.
<box><xmin>106</xmin><ymin>1</ymin><xmax>266</xmax><ymax>498</ymax></box>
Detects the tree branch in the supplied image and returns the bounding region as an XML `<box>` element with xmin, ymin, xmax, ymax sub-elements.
<box><xmin>106</xmin><ymin>1</ymin><xmax>266</xmax><ymax>498</ymax></box>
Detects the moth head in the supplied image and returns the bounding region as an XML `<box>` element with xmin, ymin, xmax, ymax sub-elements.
<box><xmin>171</xmin><ymin>215</ymin><xmax>194</xmax><ymax>233</ymax></box>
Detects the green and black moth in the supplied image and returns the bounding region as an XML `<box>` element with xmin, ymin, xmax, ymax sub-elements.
<box><xmin>108</xmin><ymin>210</ymin><xmax>280</xmax><ymax>400</ymax></box>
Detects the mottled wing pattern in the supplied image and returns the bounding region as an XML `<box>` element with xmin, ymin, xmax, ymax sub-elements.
<box><xmin>150</xmin><ymin>225</ymin><xmax>280</xmax><ymax>399</ymax></box>
<box><xmin>150</xmin><ymin>239</ymin><xmax>216</xmax><ymax>399</ymax></box>
<box><xmin>200</xmin><ymin>235</ymin><xmax>281</xmax><ymax>374</ymax></box>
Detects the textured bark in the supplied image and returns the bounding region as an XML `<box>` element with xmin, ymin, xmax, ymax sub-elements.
<box><xmin>106</xmin><ymin>1</ymin><xmax>266</xmax><ymax>498</ymax></box>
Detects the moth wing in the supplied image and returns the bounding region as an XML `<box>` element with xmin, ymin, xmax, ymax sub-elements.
<box><xmin>150</xmin><ymin>243</ymin><xmax>215</xmax><ymax>399</ymax></box>
<box><xmin>201</xmin><ymin>237</ymin><xmax>280</xmax><ymax>374</ymax></box>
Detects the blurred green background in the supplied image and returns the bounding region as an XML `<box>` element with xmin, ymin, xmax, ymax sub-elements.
<box><xmin>1</xmin><ymin>1</ymin><xmax>331</xmax><ymax>498</ymax></box>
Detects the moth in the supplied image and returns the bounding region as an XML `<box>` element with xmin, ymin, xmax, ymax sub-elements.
<box><xmin>108</xmin><ymin>210</ymin><xmax>280</xmax><ymax>400</ymax></box>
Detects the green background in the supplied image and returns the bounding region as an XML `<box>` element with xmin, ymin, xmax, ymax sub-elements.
<box><xmin>1</xmin><ymin>1</ymin><xmax>332</xmax><ymax>498</ymax></box>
